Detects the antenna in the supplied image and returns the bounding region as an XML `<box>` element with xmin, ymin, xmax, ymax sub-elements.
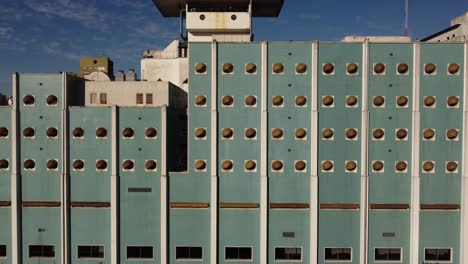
<box><xmin>404</xmin><ymin>0</ymin><xmax>409</xmax><ymax>36</ymax></box>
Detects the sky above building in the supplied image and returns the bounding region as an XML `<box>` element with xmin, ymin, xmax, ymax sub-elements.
<box><xmin>0</xmin><ymin>0</ymin><xmax>466</xmax><ymax>96</ymax></box>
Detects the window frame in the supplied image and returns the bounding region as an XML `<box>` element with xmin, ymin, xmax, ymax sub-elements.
<box><xmin>324</xmin><ymin>247</ymin><xmax>352</xmax><ymax>263</ymax></box>
<box><xmin>126</xmin><ymin>245</ymin><xmax>154</xmax><ymax>261</ymax></box>
<box><xmin>224</xmin><ymin>246</ymin><xmax>253</xmax><ymax>262</ymax></box>
<box><xmin>100</xmin><ymin>93</ymin><xmax>107</xmax><ymax>104</ymax></box>
<box><xmin>77</xmin><ymin>245</ymin><xmax>105</xmax><ymax>260</ymax></box>
<box><xmin>146</xmin><ymin>93</ymin><xmax>153</xmax><ymax>105</ymax></box>
<box><xmin>423</xmin><ymin>247</ymin><xmax>453</xmax><ymax>263</ymax></box>
<box><xmin>374</xmin><ymin>247</ymin><xmax>403</xmax><ymax>263</ymax></box>
<box><xmin>90</xmin><ymin>93</ymin><xmax>97</xmax><ymax>104</ymax></box>
<box><xmin>136</xmin><ymin>93</ymin><xmax>144</xmax><ymax>105</ymax></box>
<box><xmin>175</xmin><ymin>246</ymin><xmax>203</xmax><ymax>261</ymax></box>
<box><xmin>28</xmin><ymin>244</ymin><xmax>56</xmax><ymax>259</ymax></box>
<box><xmin>274</xmin><ymin>246</ymin><xmax>303</xmax><ymax>262</ymax></box>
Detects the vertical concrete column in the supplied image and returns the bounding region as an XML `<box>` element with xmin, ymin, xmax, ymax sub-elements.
<box><xmin>61</xmin><ymin>73</ymin><xmax>69</xmax><ymax>264</ymax></box>
<box><xmin>260</xmin><ymin>41</ymin><xmax>268</xmax><ymax>264</ymax></box>
<box><xmin>310</xmin><ymin>41</ymin><xmax>319</xmax><ymax>264</ymax></box>
<box><xmin>410</xmin><ymin>42</ymin><xmax>421</xmax><ymax>264</ymax></box>
<box><xmin>111</xmin><ymin>106</ymin><xmax>118</xmax><ymax>264</ymax></box>
<box><xmin>161</xmin><ymin>106</ymin><xmax>168</xmax><ymax>264</ymax></box>
<box><xmin>210</xmin><ymin>40</ymin><xmax>218</xmax><ymax>264</ymax></box>
<box><xmin>359</xmin><ymin>40</ymin><xmax>369</xmax><ymax>264</ymax></box>
<box><xmin>460</xmin><ymin>40</ymin><xmax>468</xmax><ymax>264</ymax></box>
<box><xmin>11</xmin><ymin>73</ymin><xmax>20</xmax><ymax>264</ymax></box>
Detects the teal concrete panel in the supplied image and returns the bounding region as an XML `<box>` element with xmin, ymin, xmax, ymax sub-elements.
<box><xmin>419</xmin><ymin>43</ymin><xmax>464</xmax><ymax>204</ymax></box>
<box><xmin>19</xmin><ymin>75</ymin><xmax>63</xmax><ymax>201</ymax></box>
<box><xmin>318</xmin><ymin>210</ymin><xmax>360</xmax><ymax>264</ymax></box>
<box><xmin>0</xmin><ymin>107</ymin><xmax>11</xmax><ymax>201</ymax></box>
<box><xmin>268</xmin><ymin>43</ymin><xmax>312</xmax><ymax>203</ymax></box>
<box><xmin>368</xmin><ymin>43</ymin><xmax>413</xmax><ymax>204</ymax></box>
<box><xmin>69</xmin><ymin>107</ymin><xmax>112</xmax><ymax>202</ymax></box>
<box><xmin>219</xmin><ymin>209</ymin><xmax>260</xmax><ymax>264</ymax></box>
<box><xmin>368</xmin><ymin>211</ymin><xmax>410</xmax><ymax>264</ymax></box>
<box><xmin>269</xmin><ymin>210</ymin><xmax>310</xmax><ymax>264</ymax></box>
<box><xmin>189</xmin><ymin>43</ymin><xmax>212</xmax><ymax>175</ymax></box>
<box><xmin>419</xmin><ymin>211</ymin><xmax>460</xmax><ymax>264</ymax></box>
<box><xmin>0</xmin><ymin>208</ymin><xmax>11</xmax><ymax>264</ymax></box>
<box><xmin>318</xmin><ymin>43</ymin><xmax>362</xmax><ymax>204</ymax></box>
<box><xmin>169</xmin><ymin>209</ymin><xmax>210</xmax><ymax>264</ymax></box>
<box><xmin>22</xmin><ymin>208</ymin><xmax>61</xmax><ymax>264</ymax></box>
<box><xmin>118</xmin><ymin>108</ymin><xmax>162</xmax><ymax>263</ymax></box>
<box><xmin>70</xmin><ymin>208</ymin><xmax>110</xmax><ymax>263</ymax></box>
<box><xmin>218</xmin><ymin>43</ymin><xmax>262</xmax><ymax>202</ymax></box>
<box><xmin>169</xmin><ymin>172</ymin><xmax>211</xmax><ymax>202</ymax></box>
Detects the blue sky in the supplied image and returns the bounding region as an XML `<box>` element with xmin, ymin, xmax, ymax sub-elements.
<box><xmin>0</xmin><ymin>0</ymin><xmax>466</xmax><ymax>96</ymax></box>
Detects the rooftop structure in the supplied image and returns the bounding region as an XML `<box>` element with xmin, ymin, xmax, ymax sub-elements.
<box><xmin>422</xmin><ymin>12</ymin><xmax>468</xmax><ymax>42</ymax></box>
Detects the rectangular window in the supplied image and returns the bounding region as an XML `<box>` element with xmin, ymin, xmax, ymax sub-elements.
<box><xmin>424</xmin><ymin>248</ymin><xmax>451</xmax><ymax>262</ymax></box>
<box><xmin>225</xmin><ymin>247</ymin><xmax>252</xmax><ymax>261</ymax></box>
<box><xmin>176</xmin><ymin>246</ymin><xmax>202</xmax><ymax>260</ymax></box>
<box><xmin>127</xmin><ymin>246</ymin><xmax>153</xmax><ymax>260</ymax></box>
<box><xmin>78</xmin><ymin>245</ymin><xmax>104</xmax><ymax>259</ymax></box>
<box><xmin>146</xmin><ymin>93</ymin><xmax>153</xmax><ymax>105</ymax></box>
<box><xmin>29</xmin><ymin>245</ymin><xmax>55</xmax><ymax>258</ymax></box>
<box><xmin>375</xmin><ymin>248</ymin><xmax>402</xmax><ymax>262</ymax></box>
<box><xmin>0</xmin><ymin>245</ymin><xmax>6</xmax><ymax>258</ymax></box>
<box><xmin>275</xmin><ymin>247</ymin><xmax>302</xmax><ymax>261</ymax></box>
<box><xmin>136</xmin><ymin>93</ymin><xmax>144</xmax><ymax>105</ymax></box>
<box><xmin>100</xmin><ymin>93</ymin><xmax>107</xmax><ymax>104</ymax></box>
<box><xmin>90</xmin><ymin>93</ymin><xmax>97</xmax><ymax>104</ymax></box>
<box><xmin>325</xmin><ymin>248</ymin><xmax>352</xmax><ymax>262</ymax></box>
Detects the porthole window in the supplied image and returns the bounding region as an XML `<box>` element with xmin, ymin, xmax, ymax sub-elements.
<box><xmin>373</xmin><ymin>96</ymin><xmax>385</xmax><ymax>108</ymax></box>
<box><xmin>73</xmin><ymin>160</ymin><xmax>85</xmax><ymax>171</ymax></box>
<box><xmin>24</xmin><ymin>159</ymin><xmax>36</xmax><ymax>170</ymax></box>
<box><xmin>222</xmin><ymin>160</ymin><xmax>233</xmax><ymax>172</ymax></box>
<box><xmin>422</xmin><ymin>161</ymin><xmax>435</xmax><ymax>173</ymax></box>
<box><xmin>424</xmin><ymin>63</ymin><xmax>436</xmax><ymax>75</ymax></box>
<box><xmin>46</xmin><ymin>127</ymin><xmax>58</xmax><ymax>138</ymax></box>
<box><xmin>346</xmin><ymin>63</ymin><xmax>358</xmax><ymax>75</ymax></box>
<box><xmin>195</xmin><ymin>96</ymin><xmax>207</xmax><ymax>107</ymax></box>
<box><xmin>373</xmin><ymin>128</ymin><xmax>385</xmax><ymax>140</ymax></box>
<box><xmin>231</xmin><ymin>14</ymin><xmax>237</xmax><ymax>20</ymax></box>
<box><xmin>397</xmin><ymin>63</ymin><xmax>409</xmax><ymax>75</ymax></box>
<box><xmin>271</xmin><ymin>128</ymin><xmax>284</xmax><ymax>140</ymax></box>
<box><xmin>199</xmin><ymin>14</ymin><xmax>206</xmax><ymax>20</ymax></box>
<box><xmin>271</xmin><ymin>160</ymin><xmax>284</xmax><ymax>172</ymax></box>
<box><xmin>372</xmin><ymin>161</ymin><xmax>384</xmax><ymax>172</ymax></box>
<box><xmin>0</xmin><ymin>127</ymin><xmax>9</xmax><ymax>138</ymax></box>
<box><xmin>245</xmin><ymin>96</ymin><xmax>257</xmax><ymax>107</ymax></box>
<box><xmin>322</xmin><ymin>160</ymin><xmax>334</xmax><ymax>172</ymax></box>
<box><xmin>322</xmin><ymin>63</ymin><xmax>334</xmax><ymax>75</ymax></box>
<box><xmin>272</xmin><ymin>63</ymin><xmax>284</xmax><ymax>74</ymax></box>
<box><xmin>448</xmin><ymin>63</ymin><xmax>460</xmax><ymax>75</ymax></box>
<box><xmin>195</xmin><ymin>160</ymin><xmax>207</xmax><ymax>171</ymax></box>
<box><xmin>73</xmin><ymin>128</ymin><xmax>84</xmax><ymax>138</ymax></box>
<box><xmin>47</xmin><ymin>159</ymin><xmax>59</xmax><ymax>171</ymax></box>
<box><xmin>96</xmin><ymin>128</ymin><xmax>108</xmax><ymax>139</ymax></box>
<box><xmin>23</xmin><ymin>95</ymin><xmax>35</xmax><ymax>106</ymax></box>
<box><xmin>447</xmin><ymin>96</ymin><xmax>459</xmax><ymax>108</ymax></box>
<box><xmin>373</xmin><ymin>63</ymin><xmax>386</xmax><ymax>75</ymax></box>
<box><xmin>345</xmin><ymin>160</ymin><xmax>357</xmax><ymax>172</ymax></box>
<box><xmin>195</xmin><ymin>63</ymin><xmax>207</xmax><ymax>74</ymax></box>
<box><xmin>346</xmin><ymin>96</ymin><xmax>358</xmax><ymax>107</ymax></box>
<box><xmin>346</xmin><ymin>128</ymin><xmax>358</xmax><ymax>140</ymax></box>
<box><xmin>222</xmin><ymin>128</ymin><xmax>234</xmax><ymax>140</ymax></box>
<box><xmin>96</xmin><ymin>160</ymin><xmax>108</xmax><ymax>171</ymax></box>
<box><xmin>295</xmin><ymin>160</ymin><xmax>307</xmax><ymax>172</ymax></box>
<box><xmin>396</xmin><ymin>96</ymin><xmax>409</xmax><ymax>108</ymax></box>
<box><xmin>245</xmin><ymin>63</ymin><xmax>257</xmax><ymax>74</ymax></box>
<box><xmin>395</xmin><ymin>129</ymin><xmax>408</xmax><ymax>141</ymax></box>
<box><xmin>145</xmin><ymin>128</ymin><xmax>157</xmax><ymax>139</ymax></box>
<box><xmin>446</xmin><ymin>161</ymin><xmax>458</xmax><ymax>173</ymax></box>
<box><xmin>222</xmin><ymin>96</ymin><xmax>234</xmax><ymax>107</ymax></box>
<box><xmin>322</xmin><ymin>128</ymin><xmax>334</xmax><ymax>140</ymax></box>
<box><xmin>195</xmin><ymin>128</ymin><xmax>207</xmax><ymax>140</ymax></box>
<box><xmin>244</xmin><ymin>160</ymin><xmax>257</xmax><ymax>172</ymax></box>
<box><xmin>295</xmin><ymin>63</ymin><xmax>307</xmax><ymax>74</ymax></box>
<box><xmin>322</xmin><ymin>96</ymin><xmax>334</xmax><ymax>107</ymax></box>
<box><xmin>122</xmin><ymin>128</ymin><xmax>134</xmax><ymax>139</ymax></box>
<box><xmin>295</xmin><ymin>128</ymin><xmax>307</xmax><ymax>140</ymax></box>
<box><xmin>23</xmin><ymin>127</ymin><xmax>35</xmax><ymax>138</ymax></box>
<box><xmin>0</xmin><ymin>159</ymin><xmax>10</xmax><ymax>170</ymax></box>
<box><xmin>395</xmin><ymin>161</ymin><xmax>407</xmax><ymax>173</ymax></box>
<box><xmin>295</xmin><ymin>96</ymin><xmax>307</xmax><ymax>107</ymax></box>
<box><xmin>145</xmin><ymin>160</ymin><xmax>157</xmax><ymax>171</ymax></box>
<box><xmin>122</xmin><ymin>160</ymin><xmax>134</xmax><ymax>171</ymax></box>
<box><xmin>245</xmin><ymin>128</ymin><xmax>257</xmax><ymax>140</ymax></box>
<box><xmin>424</xmin><ymin>96</ymin><xmax>436</xmax><ymax>108</ymax></box>
<box><xmin>447</xmin><ymin>129</ymin><xmax>459</xmax><ymax>141</ymax></box>
<box><xmin>222</xmin><ymin>63</ymin><xmax>234</xmax><ymax>74</ymax></box>
<box><xmin>423</xmin><ymin>129</ymin><xmax>435</xmax><ymax>141</ymax></box>
<box><xmin>272</xmin><ymin>96</ymin><xmax>284</xmax><ymax>107</ymax></box>
<box><xmin>46</xmin><ymin>95</ymin><xmax>58</xmax><ymax>106</ymax></box>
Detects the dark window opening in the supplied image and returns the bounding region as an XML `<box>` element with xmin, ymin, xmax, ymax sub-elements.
<box><xmin>225</xmin><ymin>247</ymin><xmax>252</xmax><ymax>261</ymax></box>
<box><xmin>275</xmin><ymin>247</ymin><xmax>302</xmax><ymax>261</ymax></box>
<box><xmin>375</xmin><ymin>248</ymin><xmax>402</xmax><ymax>262</ymax></box>
<box><xmin>176</xmin><ymin>246</ymin><xmax>202</xmax><ymax>260</ymax></box>
<box><xmin>425</xmin><ymin>248</ymin><xmax>451</xmax><ymax>262</ymax></box>
<box><xmin>78</xmin><ymin>245</ymin><xmax>104</xmax><ymax>259</ymax></box>
<box><xmin>0</xmin><ymin>245</ymin><xmax>6</xmax><ymax>258</ymax></box>
<box><xmin>29</xmin><ymin>245</ymin><xmax>55</xmax><ymax>258</ymax></box>
<box><xmin>325</xmin><ymin>248</ymin><xmax>352</xmax><ymax>261</ymax></box>
<box><xmin>127</xmin><ymin>246</ymin><xmax>153</xmax><ymax>260</ymax></box>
